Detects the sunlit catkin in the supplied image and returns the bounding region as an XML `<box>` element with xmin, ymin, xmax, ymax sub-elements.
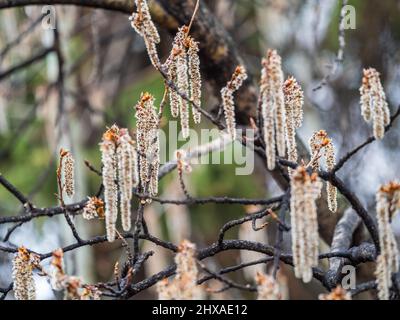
<box><xmin>100</xmin><ymin>126</ymin><xmax>119</xmax><ymax>242</ymax></box>
<box><xmin>359</xmin><ymin>68</ymin><xmax>390</xmax><ymax>140</ymax></box>
<box><xmin>260</xmin><ymin>50</ymin><xmax>288</xmax><ymax>169</ymax></box>
<box><xmin>12</xmin><ymin>246</ymin><xmax>36</xmax><ymax>300</ymax></box>
<box><xmin>290</xmin><ymin>166</ymin><xmax>322</xmax><ymax>283</ymax></box>
<box><xmin>129</xmin><ymin>0</ymin><xmax>160</xmax><ymax>68</ymax></box>
<box><xmin>135</xmin><ymin>92</ymin><xmax>160</xmax><ymax>197</ymax></box>
<box><xmin>60</xmin><ymin>149</ymin><xmax>75</xmax><ymax>198</ymax></box>
<box><xmin>221</xmin><ymin>65</ymin><xmax>248</xmax><ymax>140</ymax></box>
<box><xmin>82</xmin><ymin>196</ymin><xmax>105</xmax><ymax>220</ymax></box>
<box><xmin>117</xmin><ymin>128</ymin><xmax>138</xmax><ymax>231</ymax></box>
<box><xmin>165</xmin><ymin>26</ymin><xmax>202</xmax><ymax>137</ymax></box>
<box><xmin>255</xmin><ymin>272</ymin><xmax>282</xmax><ymax>300</ymax></box>
<box><xmin>283</xmin><ymin>76</ymin><xmax>304</xmax><ymax>168</ymax></box>
<box><xmin>375</xmin><ymin>182</ymin><xmax>400</xmax><ymax>300</ymax></box>
<box><xmin>308</xmin><ymin>130</ymin><xmax>337</xmax><ymax>213</ymax></box>
<box><xmin>188</xmin><ymin>38</ymin><xmax>202</xmax><ymax>124</ymax></box>
<box><xmin>156</xmin><ymin>240</ymin><xmax>204</xmax><ymax>300</ymax></box>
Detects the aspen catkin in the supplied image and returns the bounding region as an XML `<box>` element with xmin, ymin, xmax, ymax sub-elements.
<box><xmin>135</xmin><ymin>92</ymin><xmax>160</xmax><ymax>197</ymax></box>
<box><xmin>100</xmin><ymin>126</ymin><xmax>119</xmax><ymax>242</ymax></box>
<box><xmin>255</xmin><ymin>272</ymin><xmax>282</xmax><ymax>300</ymax></box>
<box><xmin>359</xmin><ymin>68</ymin><xmax>390</xmax><ymax>140</ymax></box>
<box><xmin>221</xmin><ymin>65</ymin><xmax>248</xmax><ymax>140</ymax></box>
<box><xmin>375</xmin><ymin>182</ymin><xmax>400</xmax><ymax>300</ymax></box>
<box><xmin>290</xmin><ymin>166</ymin><xmax>322</xmax><ymax>283</ymax></box>
<box><xmin>283</xmin><ymin>76</ymin><xmax>304</xmax><ymax>168</ymax></box>
<box><xmin>308</xmin><ymin>130</ymin><xmax>338</xmax><ymax>213</ymax></box>
<box><xmin>12</xmin><ymin>246</ymin><xmax>36</xmax><ymax>300</ymax></box>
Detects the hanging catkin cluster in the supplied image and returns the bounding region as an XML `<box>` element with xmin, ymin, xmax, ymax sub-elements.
<box><xmin>283</xmin><ymin>76</ymin><xmax>304</xmax><ymax>168</ymax></box>
<box><xmin>12</xmin><ymin>246</ymin><xmax>37</xmax><ymax>300</ymax></box>
<box><xmin>308</xmin><ymin>130</ymin><xmax>338</xmax><ymax>213</ymax></box>
<box><xmin>359</xmin><ymin>68</ymin><xmax>390</xmax><ymax>140</ymax></box>
<box><xmin>135</xmin><ymin>92</ymin><xmax>160</xmax><ymax>198</ymax></box>
<box><xmin>100</xmin><ymin>125</ymin><xmax>138</xmax><ymax>241</ymax></box>
<box><xmin>290</xmin><ymin>166</ymin><xmax>322</xmax><ymax>283</ymax></box>
<box><xmin>82</xmin><ymin>196</ymin><xmax>105</xmax><ymax>220</ymax></box>
<box><xmin>60</xmin><ymin>149</ymin><xmax>75</xmax><ymax>197</ymax></box>
<box><xmin>255</xmin><ymin>272</ymin><xmax>282</xmax><ymax>300</ymax></box>
<box><xmin>260</xmin><ymin>50</ymin><xmax>286</xmax><ymax>169</ymax></box>
<box><xmin>129</xmin><ymin>0</ymin><xmax>160</xmax><ymax>67</ymax></box>
<box><xmin>164</xmin><ymin>26</ymin><xmax>202</xmax><ymax>138</ymax></box>
<box><xmin>221</xmin><ymin>65</ymin><xmax>248</xmax><ymax>140</ymax></box>
<box><xmin>375</xmin><ymin>182</ymin><xmax>400</xmax><ymax>300</ymax></box>
<box><xmin>157</xmin><ymin>240</ymin><xmax>204</xmax><ymax>300</ymax></box>
<box><xmin>318</xmin><ymin>286</ymin><xmax>352</xmax><ymax>300</ymax></box>
<box><xmin>49</xmin><ymin>248</ymin><xmax>100</xmax><ymax>300</ymax></box>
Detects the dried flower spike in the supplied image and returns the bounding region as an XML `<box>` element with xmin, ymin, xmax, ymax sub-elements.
<box><xmin>290</xmin><ymin>166</ymin><xmax>322</xmax><ymax>283</ymax></box>
<box><xmin>255</xmin><ymin>272</ymin><xmax>282</xmax><ymax>300</ymax></box>
<box><xmin>135</xmin><ymin>92</ymin><xmax>160</xmax><ymax>197</ymax></box>
<box><xmin>308</xmin><ymin>130</ymin><xmax>337</xmax><ymax>213</ymax></box>
<box><xmin>12</xmin><ymin>246</ymin><xmax>36</xmax><ymax>300</ymax></box>
<box><xmin>221</xmin><ymin>65</ymin><xmax>248</xmax><ymax>140</ymax></box>
<box><xmin>375</xmin><ymin>182</ymin><xmax>400</xmax><ymax>300</ymax></box>
<box><xmin>359</xmin><ymin>68</ymin><xmax>390</xmax><ymax>140</ymax></box>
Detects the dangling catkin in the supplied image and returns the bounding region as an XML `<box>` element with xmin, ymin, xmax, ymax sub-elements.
<box><xmin>176</xmin><ymin>48</ymin><xmax>190</xmax><ymax>138</ymax></box>
<box><xmin>308</xmin><ymin>130</ymin><xmax>337</xmax><ymax>213</ymax></box>
<box><xmin>100</xmin><ymin>126</ymin><xmax>119</xmax><ymax>242</ymax></box>
<box><xmin>283</xmin><ymin>76</ymin><xmax>304</xmax><ymax>170</ymax></box>
<box><xmin>12</xmin><ymin>246</ymin><xmax>36</xmax><ymax>300</ymax></box>
<box><xmin>290</xmin><ymin>166</ymin><xmax>322</xmax><ymax>283</ymax></box>
<box><xmin>156</xmin><ymin>240</ymin><xmax>204</xmax><ymax>300</ymax></box>
<box><xmin>255</xmin><ymin>272</ymin><xmax>282</xmax><ymax>300</ymax></box>
<box><xmin>129</xmin><ymin>0</ymin><xmax>160</xmax><ymax>68</ymax></box>
<box><xmin>359</xmin><ymin>68</ymin><xmax>390</xmax><ymax>140</ymax></box>
<box><xmin>117</xmin><ymin>129</ymin><xmax>137</xmax><ymax>231</ymax></box>
<box><xmin>60</xmin><ymin>149</ymin><xmax>75</xmax><ymax>197</ymax></box>
<box><xmin>82</xmin><ymin>196</ymin><xmax>105</xmax><ymax>220</ymax></box>
<box><xmin>135</xmin><ymin>92</ymin><xmax>160</xmax><ymax>197</ymax></box>
<box><xmin>221</xmin><ymin>65</ymin><xmax>248</xmax><ymax>140</ymax></box>
<box><xmin>164</xmin><ymin>26</ymin><xmax>202</xmax><ymax>137</ymax></box>
<box><xmin>375</xmin><ymin>182</ymin><xmax>400</xmax><ymax>300</ymax></box>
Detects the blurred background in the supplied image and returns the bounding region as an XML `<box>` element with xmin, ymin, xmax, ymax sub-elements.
<box><xmin>0</xmin><ymin>0</ymin><xmax>399</xmax><ymax>299</ymax></box>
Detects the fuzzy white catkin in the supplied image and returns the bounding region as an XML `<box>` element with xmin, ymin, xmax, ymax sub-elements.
<box><xmin>261</xmin><ymin>62</ymin><xmax>276</xmax><ymax>170</ymax></box>
<box><xmin>221</xmin><ymin>66</ymin><xmax>248</xmax><ymax>140</ymax></box>
<box><xmin>290</xmin><ymin>167</ymin><xmax>322</xmax><ymax>283</ymax></box>
<box><xmin>188</xmin><ymin>40</ymin><xmax>202</xmax><ymax>124</ymax></box>
<box><xmin>117</xmin><ymin>129</ymin><xmax>137</xmax><ymax>231</ymax></box>
<box><xmin>359</xmin><ymin>68</ymin><xmax>390</xmax><ymax>140</ymax></box>
<box><xmin>135</xmin><ymin>93</ymin><xmax>160</xmax><ymax>197</ymax></box>
<box><xmin>157</xmin><ymin>240</ymin><xmax>204</xmax><ymax>300</ymax></box>
<box><xmin>100</xmin><ymin>128</ymin><xmax>118</xmax><ymax>242</ymax></box>
<box><xmin>130</xmin><ymin>0</ymin><xmax>160</xmax><ymax>68</ymax></box>
<box><xmin>375</xmin><ymin>182</ymin><xmax>400</xmax><ymax>300</ymax></box>
<box><xmin>176</xmin><ymin>50</ymin><xmax>190</xmax><ymax>139</ymax></box>
<box><xmin>261</xmin><ymin>50</ymin><xmax>286</xmax><ymax>157</ymax></box>
<box><xmin>62</xmin><ymin>151</ymin><xmax>75</xmax><ymax>197</ymax></box>
<box><xmin>12</xmin><ymin>247</ymin><xmax>36</xmax><ymax>300</ymax></box>
<box><xmin>283</xmin><ymin>76</ymin><xmax>304</xmax><ymax>171</ymax></box>
<box><xmin>82</xmin><ymin>196</ymin><xmax>104</xmax><ymax>220</ymax></box>
<box><xmin>255</xmin><ymin>272</ymin><xmax>282</xmax><ymax>300</ymax></box>
<box><xmin>308</xmin><ymin>130</ymin><xmax>337</xmax><ymax>213</ymax></box>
